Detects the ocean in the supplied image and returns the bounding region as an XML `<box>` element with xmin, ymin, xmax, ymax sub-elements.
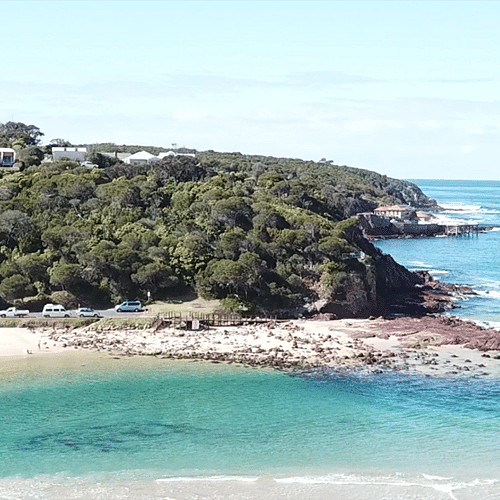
<box><xmin>376</xmin><ymin>180</ymin><xmax>500</xmax><ymax>328</ymax></box>
<box><xmin>1</xmin><ymin>179</ymin><xmax>500</xmax><ymax>500</ymax></box>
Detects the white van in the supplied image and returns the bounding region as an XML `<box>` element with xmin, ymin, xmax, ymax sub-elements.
<box><xmin>42</xmin><ymin>304</ymin><xmax>71</xmax><ymax>318</ymax></box>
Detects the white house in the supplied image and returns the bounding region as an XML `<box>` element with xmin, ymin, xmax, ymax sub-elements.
<box><xmin>52</xmin><ymin>147</ymin><xmax>87</xmax><ymax>162</ymax></box>
<box><xmin>100</xmin><ymin>152</ymin><xmax>131</xmax><ymax>161</ymax></box>
<box><xmin>0</xmin><ymin>148</ymin><xmax>16</xmax><ymax>167</ymax></box>
<box><xmin>123</xmin><ymin>151</ymin><xmax>157</xmax><ymax>165</ymax></box>
<box><xmin>157</xmin><ymin>151</ymin><xmax>196</xmax><ymax>159</ymax></box>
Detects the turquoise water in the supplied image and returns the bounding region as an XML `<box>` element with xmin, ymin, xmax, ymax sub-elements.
<box><xmin>3</xmin><ymin>180</ymin><xmax>500</xmax><ymax>499</ymax></box>
<box><xmin>1</xmin><ymin>356</ymin><xmax>500</xmax><ymax>499</ymax></box>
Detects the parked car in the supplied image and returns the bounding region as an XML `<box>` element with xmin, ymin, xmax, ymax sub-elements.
<box><xmin>0</xmin><ymin>307</ymin><xmax>30</xmax><ymax>318</ymax></box>
<box><xmin>115</xmin><ymin>300</ymin><xmax>143</xmax><ymax>312</ymax></box>
<box><xmin>81</xmin><ymin>161</ymin><xmax>98</xmax><ymax>168</ymax></box>
<box><xmin>42</xmin><ymin>303</ymin><xmax>71</xmax><ymax>318</ymax></box>
<box><xmin>77</xmin><ymin>307</ymin><xmax>102</xmax><ymax>318</ymax></box>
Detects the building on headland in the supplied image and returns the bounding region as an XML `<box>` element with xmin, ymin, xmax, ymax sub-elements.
<box><xmin>157</xmin><ymin>151</ymin><xmax>196</xmax><ymax>159</ymax></box>
<box><xmin>357</xmin><ymin>213</ymin><xmax>401</xmax><ymax>238</ymax></box>
<box><xmin>373</xmin><ymin>205</ymin><xmax>416</xmax><ymax>220</ymax></box>
<box><xmin>415</xmin><ymin>211</ymin><xmax>432</xmax><ymax>222</ymax></box>
<box><xmin>122</xmin><ymin>151</ymin><xmax>157</xmax><ymax>165</ymax></box>
<box><xmin>52</xmin><ymin>147</ymin><xmax>87</xmax><ymax>162</ymax></box>
<box><xmin>100</xmin><ymin>152</ymin><xmax>132</xmax><ymax>161</ymax></box>
<box><xmin>92</xmin><ymin>150</ymin><xmax>197</xmax><ymax>165</ymax></box>
<box><xmin>358</xmin><ymin>206</ymin><xmax>481</xmax><ymax>240</ymax></box>
<box><xmin>0</xmin><ymin>148</ymin><xmax>16</xmax><ymax>167</ymax></box>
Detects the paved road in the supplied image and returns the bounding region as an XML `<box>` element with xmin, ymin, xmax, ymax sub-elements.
<box><xmin>28</xmin><ymin>308</ymin><xmax>146</xmax><ymax>318</ymax></box>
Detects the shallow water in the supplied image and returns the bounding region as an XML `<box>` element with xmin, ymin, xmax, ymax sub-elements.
<box><xmin>1</xmin><ymin>355</ymin><xmax>500</xmax><ymax>499</ymax></box>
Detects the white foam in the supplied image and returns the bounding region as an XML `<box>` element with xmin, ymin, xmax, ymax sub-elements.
<box><xmin>476</xmin><ymin>290</ymin><xmax>500</xmax><ymax>299</ymax></box>
<box><xmin>422</xmin><ymin>473</ymin><xmax>452</xmax><ymax>480</ymax></box>
<box><xmin>476</xmin><ymin>320</ymin><xmax>500</xmax><ymax>331</ymax></box>
<box><xmin>439</xmin><ymin>203</ymin><xmax>482</xmax><ymax>213</ymax></box>
<box><xmin>275</xmin><ymin>472</ymin><xmax>498</xmax><ymax>500</ymax></box>
<box><xmin>409</xmin><ymin>260</ymin><xmax>430</xmax><ymax>267</ymax></box>
<box><xmin>157</xmin><ymin>475</ymin><xmax>259</xmax><ymax>483</ymax></box>
<box><xmin>275</xmin><ymin>474</ymin><xmax>414</xmax><ymax>486</ymax></box>
<box><xmin>432</xmin><ymin>213</ymin><xmax>477</xmax><ymax>226</ymax></box>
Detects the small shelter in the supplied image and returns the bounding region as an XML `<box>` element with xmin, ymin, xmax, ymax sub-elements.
<box><xmin>0</xmin><ymin>148</ymin><xmax>16</xmax><ymax>167</ymax></box>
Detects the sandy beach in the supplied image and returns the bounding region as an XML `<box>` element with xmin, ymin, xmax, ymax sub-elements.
<box><xmin>0</xmin><ymin>327</ymin><xmax>68</xmax><ymax>357</ymax></box>
<box><xmin>3</xmin><ymin>316</ymin><xmax>500</xmax><ymax>377</ymax></box>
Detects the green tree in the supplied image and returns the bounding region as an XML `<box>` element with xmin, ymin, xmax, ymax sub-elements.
<box><xmin>48</xmin><ymin>262</ymin><xmax>82</xmax><ymax>290</ymax></box>
<box><xmin>198</xmin><ymin>252</ymin><xmax>265</xmax><ymax>299</ymax></box>
<box><xmin>44</xmin><ymin>138</ymin><xmax>72</xmax><ymax>155</ymax></box>
<box><xmin>0</xmin><ymin>122</ymin><xmax>44</xmax><ymax>147</ymax></box>
<box><xmin>0</xmin><ymin>274</ymin><xmax>35</xmax><ymax>302</ymax></box>
<box><xmin>15</xmin><ymin>251</ymin><xmax>53</xmax><ymax>283</ymax></box>
<box><xmin>16</xmin><ymin>146</ymin><xmax>45</xmax><ymax>168</ymax></box>
<box><xmin>0</xmin><ymin>210</ymin><xmax>40</xmax><ymax>250</ymax></box>
<box><xmin>131</xmin><ymin>262</ymin><xmax>179</xmax><ymax>294</ymax></box>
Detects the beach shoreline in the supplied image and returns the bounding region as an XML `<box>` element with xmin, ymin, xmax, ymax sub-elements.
<box><xmin>3</xmin><ymin>315</ymin><xmax>500</xmax><ymax>378</ymax></box>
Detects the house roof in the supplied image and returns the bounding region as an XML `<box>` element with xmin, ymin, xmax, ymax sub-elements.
<box><xmin>100</xmin><ymin>152</ymin><xmax>131</xmax><ymax>160</ymax></box>
<box><xmin>158</xmin><ymin>151</ymin><xmax>195</xmax><ymax>158</ymax></box>
<box><xmin>0</xmin><ymin>148</ymin><xmax>16</xmax><ymax>153</ymax></box>
<box><xmin>124</xmin><ymin>151</ymin><xmax>156</xmax><ymax>161</ymax></box>
<box><xmin>374</xmin><ymin>205</ymin><xmax>412</xmax><ymax>212</ymax></box>
<box><xmin>416</xmin><ymin>211</ymin><xmax>432</xmax><ymax>219</ymax></box>
<box><xmin>52</xmin><ymin>147</ymin><xmax>87</xmax><ymax>152</ymax></box>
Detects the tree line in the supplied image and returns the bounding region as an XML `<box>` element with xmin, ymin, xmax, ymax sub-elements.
<box><xmin>0</xmin><ymin>122</ymin><xmax>433</xmax><ymax>314</ymax></box>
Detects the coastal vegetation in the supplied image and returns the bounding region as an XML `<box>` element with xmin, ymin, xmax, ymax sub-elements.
<box><xmin>0</xmin><ymin>122</ymin><xmax>436</xmax><ymax>317</ymax></box>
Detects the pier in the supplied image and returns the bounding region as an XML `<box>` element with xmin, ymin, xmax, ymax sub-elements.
<box><xmin>443</xmin><ymin>224</ymin><xmax>480</xmax><ymax>236</ymax></box>
<box><xmin>154</xmin><ymin>312</ymin><xmax>278</xmax><ymax>330</ymax></box>
<box><xmin>357</xmin><ymin>213</ymin><xmax>485</xmax><ymax>239</ymax></box>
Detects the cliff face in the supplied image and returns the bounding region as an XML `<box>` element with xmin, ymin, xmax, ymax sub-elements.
<box><xmin>339</xmin><ymin>166</ymin><xmax>440</xmax><ymax>211</ymax></box>
<box><xmin>385</xmin><ymin>181</ymin><xmax>439</xmax><ymax>210</ymax></box>
<box><xmin>316</xmin><ymin>226</ymin><xmax>425</xmax><ymax>318</ymax></box>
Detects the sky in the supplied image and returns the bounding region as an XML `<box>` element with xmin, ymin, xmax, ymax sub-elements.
<box><xmin>1</xmin><ymin>0</ymin><xmax>499</xmax><ymax>180</ymax></box>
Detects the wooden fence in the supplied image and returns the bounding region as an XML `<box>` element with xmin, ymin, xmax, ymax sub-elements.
<box><xmin>156</xmin><ymin>312</ymin><xmax>277</xmax><ymax>329</ymax></box>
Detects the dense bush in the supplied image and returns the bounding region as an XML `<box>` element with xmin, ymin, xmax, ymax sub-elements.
<box><xmin>0</xmin><ymin>150</ymin><xmax>432</xmax><ymax>311</ymax></box>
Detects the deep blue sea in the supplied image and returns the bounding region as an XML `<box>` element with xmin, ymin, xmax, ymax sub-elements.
<box><xmin>376</xmin><ymin>180</ymin><xmax>500</xmax><ymax>328</ymax></box>
<box><xmin>1</xmin><ymin>180</ymin><xmax>500</xmax><ymax>500</ymax></box>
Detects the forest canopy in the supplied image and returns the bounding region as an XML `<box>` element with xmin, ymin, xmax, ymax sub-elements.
<box><xmin>0</xmin><ymin>145</ymin><xmax>433</xmax><ymax>314</ymax></box>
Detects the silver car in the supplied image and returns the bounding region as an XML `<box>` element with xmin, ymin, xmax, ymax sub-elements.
<box><xmin>77</xmin><ymin>307</ymin><xmax>102</xmax><ymax>318</ymax></box>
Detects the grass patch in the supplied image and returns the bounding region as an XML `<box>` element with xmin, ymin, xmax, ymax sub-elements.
<box><xmin>0</xmin><ymin>297</ymin><xmax>223</xmax><ymax>331</ymax></box>
<box><xmin>0</xmin><ymin>317</ymin><xmax>99</xmax><ymax>329</ymax></box>
<box><xmin>146</xmin><ymin>297</ymin><xmax>221</xmax><ymax>316</ymax></box>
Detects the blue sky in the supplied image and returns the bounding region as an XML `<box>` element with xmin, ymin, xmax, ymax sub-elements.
<box><xmin>2</xmin><ymin>1</ymin><xmax>499</xmax><ymax>179</ymax></box>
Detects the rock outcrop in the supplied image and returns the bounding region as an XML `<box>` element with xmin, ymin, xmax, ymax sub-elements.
<box><xmin>313</xmin><ymin>225</ymin><xmax>469</xmax><ymax>319</ymax></box>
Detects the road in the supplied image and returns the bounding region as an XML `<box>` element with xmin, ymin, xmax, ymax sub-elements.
<box><xmin>28</xmin><ymin>308</ymin><xmax>147</xmax><ymax>318</ymax></box>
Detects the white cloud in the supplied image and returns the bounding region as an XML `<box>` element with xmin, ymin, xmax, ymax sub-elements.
<box><xmin>344</xmin><ymin>118</ymin><xmax>403</xmax><ymax>132</ymax></box>
<box><xmin>461</xmin><ymin>144</ymin><xmax>478</xmax><ymax>154</ymax></box>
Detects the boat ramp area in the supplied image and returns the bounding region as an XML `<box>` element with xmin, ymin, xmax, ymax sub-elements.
<box><xmin>357</xmin><ymin>212</ymin><xmax>486</xmax><ymax>240</ymax></box>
